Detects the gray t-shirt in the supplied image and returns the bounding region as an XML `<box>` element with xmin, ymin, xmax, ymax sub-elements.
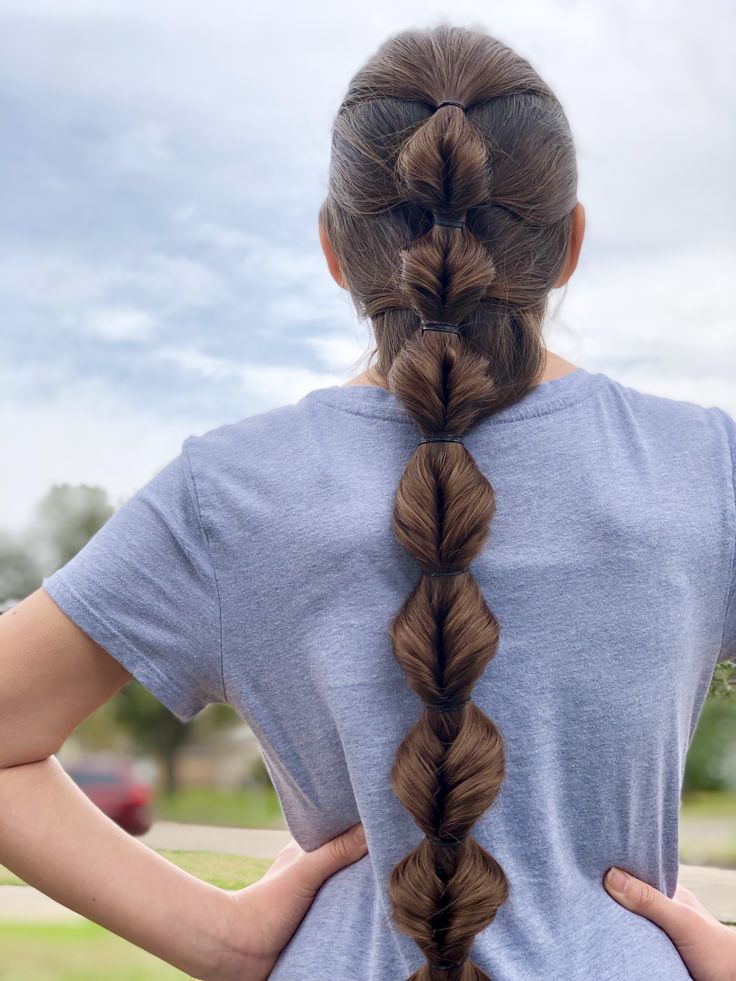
<box><xmin>42</xmin><ymin>366</ymin><xmax>736</xmax><ymax>980</ymax></box>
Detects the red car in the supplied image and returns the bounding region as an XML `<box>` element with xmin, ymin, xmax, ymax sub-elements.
<box><xmin>64</xmin><ymin>755</ymin><xmax>154</xmax><ymax>836</ymax></box>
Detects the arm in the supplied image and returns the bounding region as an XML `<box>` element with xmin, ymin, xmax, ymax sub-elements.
<box><xmin>0</xmin><ymin>755</ymin><xmax>244</xmax><ymax>979</ymax></box>
<box><xmin>0</xmin><ymin>587</ymin><xmax>244</xmax><ymax>980</ymax></box>
<box><xmin>0</xmin><ymin>588</ymin><xmax>368</xmax><ymax>980</ymax></box>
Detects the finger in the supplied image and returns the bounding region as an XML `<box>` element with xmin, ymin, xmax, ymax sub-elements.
<box><xmin>604</xmin><ymin>867</ymin><xmax>695</xmax><ymax>945</ymax></box>
<box><xmin>299</xmin><ymin>822</ymin><xmax>368</xmax><ymax>893</ymax></box>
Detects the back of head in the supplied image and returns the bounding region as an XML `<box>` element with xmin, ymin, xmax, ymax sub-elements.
<box><xmin>319</xmin><ymin>23</ymin><xmax>578</xmax><ymax>980</ymax></box>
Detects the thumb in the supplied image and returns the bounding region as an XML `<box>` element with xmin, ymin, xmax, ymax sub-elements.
<box><xmin>603</xmin><ymin>867</ymin><xmax>692</xmax><ymax>945</ymax></box>
<box><xmin>300</xmin><ymin>822</ymin><xmax>368</xmax><ymax>892</ymax></box>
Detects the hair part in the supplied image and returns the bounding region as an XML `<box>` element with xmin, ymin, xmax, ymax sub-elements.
<box><xmin>320</xmin><ymin>23</ymin><xmax>578</xmax><ymax>980</ymax></box>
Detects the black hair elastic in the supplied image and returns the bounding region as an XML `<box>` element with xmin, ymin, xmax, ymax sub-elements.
<box><xmin>435</xmin><ymin>100</ymin><xmax>466</xmax><ymax>111</ymax></box>
<box><xmin>417</xmin><ymin>434</ymin><xmax>464</xmax><ymax>444</ymax></box>
<box><xmin>426</xmin><ymin>834</ymin><xmax>467</xmax><ymax>848</ymax></box>
<box><xmin>428</xmin><ymin>956</ymin><xmax>469</xmax><ymax>971</ymax></box>
<box><xmin>420</xmin><ymin>321</ymin><xmax>463</xmax><ymax>335</ymax></box>
<box><xmin>425</xmin><ymin>697</ymin><xmax>471</xmax><ymax>713</ymax></box>
<box><xmin>433</xmin><ymin>215</ymin><xmax>466</xmax><ymax>228</ymax></box>
<box><xmin>425</xmin><ymin>567</ymin><xmax>470</xmax><ymax>577</ymax></box>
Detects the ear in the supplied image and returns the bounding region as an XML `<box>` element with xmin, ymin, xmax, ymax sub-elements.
<box><xmin>318</xmin><ymin>218</ymin><xmax>347</xmax><ymax>289</ymax></box>
<box><xmin>553</xmin><ymin>202</ymin><xmax>585</xmax><ymax>288</ymax></box>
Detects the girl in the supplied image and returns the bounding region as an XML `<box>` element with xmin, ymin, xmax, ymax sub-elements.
<box><xmin>1</xmin><ymin>22</ymin><xmax>734</xmax><ymax>981</ymax></box>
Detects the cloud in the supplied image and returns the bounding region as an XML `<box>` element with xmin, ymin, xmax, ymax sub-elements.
<box><xmin>303</xmin><ymin>332</ymin><xmax>373</xmax><ymax>374</ymax></box>
<box><xmin>549</xmin><ymin>245</ymin><xmax>736</xmax><ymax>396</ymax></box>
<box><xmin>71</xmin><ymin>305</ymin><xmax>159</xmax><ymax>342</ymax></box>
<box><xmin>153</xmin><ymin>345</ymin><xmax>344</xmax><ymax>407</ymax></box>
<box><xmin>1</xmin><ymin>0</ymin><xmax>734</xmax><ymax>532</ymax></box>
<box><xmin>92</xmin><ymin>122</ymin><xmax>173</xmax><ymax>175</ymax></box>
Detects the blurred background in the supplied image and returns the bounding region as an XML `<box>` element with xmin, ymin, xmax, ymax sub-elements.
<box><xmin>1</xmin><ymin>0</ymin><xmax>734</xmax><ymax>977</ymax></box>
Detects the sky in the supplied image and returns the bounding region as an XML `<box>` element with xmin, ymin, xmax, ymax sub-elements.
<box><xmin>1</xmin><ymin>0</ymin><xmax>734</xmax><ymax>534</ymax></box>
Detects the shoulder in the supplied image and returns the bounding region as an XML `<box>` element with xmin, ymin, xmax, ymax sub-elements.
<box><xmin>178</xmin><ymin>393</ymin><xmax>330</xmax><ymax>512</ymax></box>
<box><xmin>597</xmin><ymin>370</ymin><xmax>728</xmax><ymax>425</ymax></box>
<box><xmin>594</xmin><ymin>370</ymin><xmax>735</xmax><ymax>461</ymax></box>
<box><xmin>183</xmin><ymin>397</ymin><xmax>312</xmax><ymax>469</ymax></box>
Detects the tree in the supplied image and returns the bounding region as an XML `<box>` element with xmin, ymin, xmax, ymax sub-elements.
<box><xmin>0</xmin><ymin>531</ymin><xmax>42</xmax><ymax>606</ymax></box>
<box><xmin>111</xmin><ymin>682</ymin><xmax>192</xmax><ymax>794</ymax></box>
<box><xmin>708</xmin><ymin>659</ymin><xmax>736</xmax><ymax>703</ymax></box>
<box><xmin>31</xmin><ymin>483</ymin><xmax>114</xmax><ymax>572</ymax></box>
<box><xmin>24</xmin><ymin>481</ymin><xmax>241</xmax><ymax>794</ymax></box>
<box><xmin>109</xmin><ymin>684</ymin><xmax>241</xmax><ymax>794</ymax></box>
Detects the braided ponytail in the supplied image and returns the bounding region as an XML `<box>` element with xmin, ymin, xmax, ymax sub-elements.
<box><xmin>385</xmin><ymin>101</ymin><xmax>511</xmax><ymax>980</ymax></box>
<box><xmin>319</xmin><ymin>24</ymin><xmax>578</xmax><ymax>979</ymax></box>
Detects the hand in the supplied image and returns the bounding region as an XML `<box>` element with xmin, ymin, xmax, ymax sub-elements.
<box><xmin>222</xmin><ymin>822</ymin><xmax>369</xmax><ymax>980</ymax></box>
<box><xmin>604</xmin><ymin>866</ymin><xmax>736</xmax><ymax>981</ymax></box>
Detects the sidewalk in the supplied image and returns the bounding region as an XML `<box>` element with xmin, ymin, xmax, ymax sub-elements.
<box><xmin>1</xmin><ymin>822</ymin><xmax>734</xmax><ymax>925</ymax></box>
<box><xmin>140</xmin><ymin>819</ymin><xmax>291</xmax><ymax>858</ymax></box>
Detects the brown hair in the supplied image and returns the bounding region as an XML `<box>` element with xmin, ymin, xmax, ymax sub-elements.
<box><xmin>319</xmin><ymin>24</ymin><xmax>578</xmax><ymax>980</ymax></box>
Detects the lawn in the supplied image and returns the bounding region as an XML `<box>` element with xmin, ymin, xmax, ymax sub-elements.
<box><xmin>0</xmin><ymin>922</ymin><xmax>183</xmax><ymax>980</ymax></box>
<box><xmin>679</xmin><ymin>791</ymin><xmax>736</xmax><ymax>868</ymax></box>
<box><xmin>152</xmin><ymin>785</ymin><xmax>285</xmax><ymax>829</ymax></box>
<box><xmin>0</xmin><ymin>849</ymin><xmax>273</xmax><ymax>980</ymax></box>
<box><xmin>0</xmin><ymin>791</ymin><xmax>733</xmax><ymax>979</ymax></box>
<box><xmin>680</xmin><ymin>790</ymin><xmax>736</xmax><ymax>819</ymax></box>
<box><xmin>0</xmin><ymin>848</ymin><xmax>272</xmax><ymax>890</ymax></box>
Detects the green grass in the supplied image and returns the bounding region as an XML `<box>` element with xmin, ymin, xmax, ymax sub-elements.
<box><xmin>152</xmin><ymin>786</ymin><xmax>285</xmax><ymax>828</ymax></box>
<box><xmin>0</xmin><ymin>789</ymin><xmax>733</xmax><ymax>980</ymax></box>
<box><xmin>1</xmin><ymin>828</ymin><xmax>735</xmax><ymax>977</ymax></box>
<box><xmin>0</xmin><ymin>849</ymin><xmax>272</xmax><ymax>890</ymax></box>
<box><xmin>0</xmin><ymin>921</ymin><xmax>184</xmax><ymax>980</ymax></box>
<box><xmin>679</xmin><ymin>791</ymin><xmax>736</xmax><ymax>868</ymax></box>
<box><xmin>0</xmin><ymin>849</ymin><xmax>275</xmax><ymax>979</ymax></box>
<box><xmin>153</xmin><ymin>849</ymin><xmax>272</xmax><ymax>890</ymax></box>
<box><xmin>680</xmin><ymin>790</ymin><xmax>736</xmax><ymax>819</ymax></box>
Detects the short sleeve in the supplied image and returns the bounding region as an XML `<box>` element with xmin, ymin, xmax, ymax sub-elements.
<box><xmin>42</xmin><ymin>437</ymin><xmax>226</xmax><ymax>722</ymax></box>
<box><xmin>715</xmin><ymin>407</ymin><xmax>736</xmax><ymax>664</ymax></box>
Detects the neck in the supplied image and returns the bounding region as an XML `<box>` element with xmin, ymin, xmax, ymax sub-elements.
<box><xmin>342</xmin><ymin>349</ymin><xmax>579</xmax><ymax>389</ymax></box>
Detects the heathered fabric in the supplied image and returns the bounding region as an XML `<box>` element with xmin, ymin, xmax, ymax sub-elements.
<box><xmin>42</xmin><ymin>366</ymin><xmax>736</xmax><ymax>980</ymax></box>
